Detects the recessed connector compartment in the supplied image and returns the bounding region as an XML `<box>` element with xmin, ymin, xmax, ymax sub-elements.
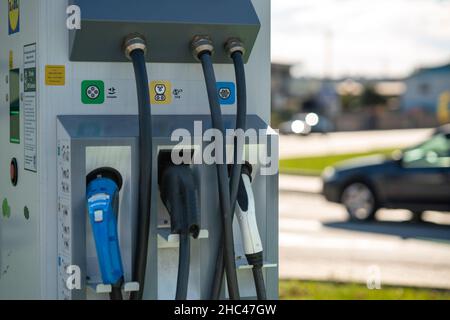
<box><xmin>69</xmin><ymin>0</ymin><xmax>260</xmax><ymax>63</ymax></box>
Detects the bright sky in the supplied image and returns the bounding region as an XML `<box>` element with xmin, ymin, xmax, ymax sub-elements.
<box><xmin>271</xmin><ymin>0</ymin><xmax>450</xmax><ymax>78</ymax></box>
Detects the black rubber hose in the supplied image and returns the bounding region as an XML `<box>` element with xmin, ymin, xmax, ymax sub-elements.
<box><xmin>129</xmin><ymin>49</ymin><xmax>153</xmax><ymax>300</ymax></box>
<box><xmin>198</xmin><ymin>51</ymin><xmax>240</xmax><ymax>300</ymax></box>
<box><xmin>229</xmin><ymin>51</ymin><xmax>247</xmax><ymax>212</ymax></box>
<box><xmin>247</xmin><ymin>253</ymin><xmax>267</xmax><ymax>300</ymax></box>
<box><xmin>176</xmin><ymin>233</ymin><xmax>191</xmax><ymax>300</ymax></box>
<box><xmin>110</xmin><ymin>278</ymin><xmax>124</xmax><ymax>300</ymax></box>
<box><xmin>251</xmin><ymin>267</ymin><xmax>267</xmax><ymax>300</ymax></box>
<box><xmin>210</xmin><ymin>51</ymin><xmax>247</xmax><ymax>300</ymax></box>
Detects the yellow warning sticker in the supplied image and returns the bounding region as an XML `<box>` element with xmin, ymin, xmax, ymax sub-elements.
<box><xmin>45</xmin><ymin>65</ymin><xmax>65</xmax><ymax>86</ymax></box>
<box><xmin>150</xmin><ymin>81</ymin><xmax>172</xmax><ymax>105</ymax></box>
<box><xmin>9</xmin><ymin>50</ymin><xmax>13</xmax><ymax>69</ymax></box>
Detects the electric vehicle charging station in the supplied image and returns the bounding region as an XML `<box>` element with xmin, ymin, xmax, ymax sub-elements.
<box><xmin>0</xmin><ymin>0</ymin><xmax>277</xmax><ymax>300</ymax></box>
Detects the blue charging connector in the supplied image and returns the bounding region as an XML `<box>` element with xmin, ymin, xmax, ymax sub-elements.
<box><xmin>86</xmin><ymin>168</ymin><xmax>124</xmax><ymax>287</ymax></box>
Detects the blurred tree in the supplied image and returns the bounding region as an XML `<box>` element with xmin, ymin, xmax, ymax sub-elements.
<box><xmin>361</xmin><ymin>84</ymin><xmax>387</xmax><ymax>130</ymax></box>
<box><xmin>340</xmin><ymin>94</ymin><xmax>362</xmax><ymax>112</ymax></box>
<box><xmin>302</xmin><ymin>96</ymin><xmax>319</xmax><ymax>113</ymax></box>
<box><xmin>271</xmin><ymin>109</ymin><xmax>295</xmax><ymax>128</ymax></box>
<box><xmin>361</xmin><ymin>85</ymin><xmax>387</xmax><ymax>108</ymax></box>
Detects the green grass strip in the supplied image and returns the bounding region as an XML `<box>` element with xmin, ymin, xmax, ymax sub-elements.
<box><xmin>280</xmin><ymin>280</ymin><xmax>450</xmax><ymax>300</ymax></box>
<box><xmin>279</xmin><ymin>149</ymin><xmax>397</xmax><ymax>176</ymax></box>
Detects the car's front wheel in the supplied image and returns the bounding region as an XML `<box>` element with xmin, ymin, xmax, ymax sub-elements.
<box><xmin>341</xmin><ymin>182</ymin><xmax>377</xmax><ymax>221</ymax></box>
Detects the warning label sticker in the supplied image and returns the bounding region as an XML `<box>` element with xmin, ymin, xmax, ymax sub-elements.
<box><xmin>45</xmin><ymin>65</ymin><xmax>65</xmax><ymax>86</ymax></box>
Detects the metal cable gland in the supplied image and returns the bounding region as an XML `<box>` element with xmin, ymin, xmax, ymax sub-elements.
<box><xmin>123</xmin><ymin>34</ymin><xmax>147</xmax><ymax>61</ymax></box>
<box><xmin>191</xmin><ymin>36</ymin><xmax>214</xmax><ymax>60</ymax></box>
<box><xmin>225</xmin><ymin>38</ymin><xmax>246</xmax><ymax>57</ymax></box>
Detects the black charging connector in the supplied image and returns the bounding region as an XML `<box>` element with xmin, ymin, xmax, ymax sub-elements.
<box><xmin>158</xmin><ymin>151</ymin><xmax>200</xmax><ymax>300</ymax></box>
<box><xmin>158</xmin><ymin>151</ymin><xmax>200</xmax><ymax>239</ymax></box>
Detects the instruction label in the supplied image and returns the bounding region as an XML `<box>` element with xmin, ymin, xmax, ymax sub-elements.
<box><xmin>45</xmin><ymin>65</ymin><xmax>65</xmax><ymax>86</ymax></box>
<box><xmin>24</xmin><ymin>43</ymin><xmax>37</xmax><ymax>172</ymax></box>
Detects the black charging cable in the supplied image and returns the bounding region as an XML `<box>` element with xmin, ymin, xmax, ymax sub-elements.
<box><xmin>191</xmin><ymin>37</ymin><xmax>241</xmax><ymax>300</ymax></box>
<box><xmin>110</xmin><ymin>279</ymin><xmax>124</xmax><ymax>301</ymax></box>
<box><xmin>124</xmin><ymin>34</ymin><xmax>153</xmax><ymax>300</ymax></box>
<box><xmin>210</xmin><ymin>40</ymin><xmax>248</xmax><ymax>300</ymax></box>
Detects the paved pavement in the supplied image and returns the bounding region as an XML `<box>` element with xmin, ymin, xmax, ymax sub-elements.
<box><xmin>279</xmin><ymin>174</ymin><xmax>322</xmax><ymax>194</ymax></box>
<box><xmin>279</xmin><ymin>180</ymin><xmax>450</xmax><ymax>289</ymax></box>
<box><xmin>279</xmin><ymin>128</ymin><xmax>433</xmax><ymax>159</ymax></box>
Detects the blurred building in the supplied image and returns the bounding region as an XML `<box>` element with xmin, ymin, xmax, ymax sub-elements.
<box><xmin>289</xmin><ymin>77</ymin><xmax>322</xmax><ymax>98</ymax></box>
<box><xmin>270</xmin><ymin>61</ymin><xmax>444</xmax><ymax>130</ymax></box>
<box><xmin>271</xmin><ymin>63</ymin><xmax>292</xmax><ymax>111</ymax></box>
<box><xmin>402</xmin><ymin>63</ymin><xmax>450</xmax><ymax>112</ymax></box>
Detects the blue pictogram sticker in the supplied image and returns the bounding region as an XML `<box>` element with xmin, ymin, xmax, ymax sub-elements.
<box><xmin>216</xmin><ymin>82</ymin><xmax>236</xmax><ymax>106</ymax></box>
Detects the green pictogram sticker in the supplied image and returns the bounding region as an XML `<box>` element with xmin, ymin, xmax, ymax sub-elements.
<box><xmin>81</xmin><ymin>80</ymin><xmax>105</xmax><ymax>104</ymax></box>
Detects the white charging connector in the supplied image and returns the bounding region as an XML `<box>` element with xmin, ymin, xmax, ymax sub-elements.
<box><xmin>236</xmin><ymin>174</ymin><xmax>263</xmax><ymax>256</ymax></box>
<box><xmin>235</xmin><ymin>169</ymin><xmax>267</xmax><ymax>300</ymax></box>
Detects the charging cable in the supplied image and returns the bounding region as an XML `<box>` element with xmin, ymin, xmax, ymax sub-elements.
<box><xmin>191</xmin><ymin>37</ymin><xmax>241</xmax><ymax>300</ymax></box>
<box><xmin>124</xmin><ymin>34</ymin><xmax>153</xmax><ymax>300</ymax></box>
<box><xmin>210</xmin><ymin>39</ymin><xmax>248</xmax><ymax>300</ymax></box>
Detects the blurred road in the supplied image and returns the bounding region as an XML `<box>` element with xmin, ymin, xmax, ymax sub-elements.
<box><xmin>279</xmin><ymin>128</ymin><xmax>433</xmax><ymax>159</ymax></box>
<box><xmin>279</xmin><ymin>183</ymin><xmax>450</xmax><ymax>289</ymax></box>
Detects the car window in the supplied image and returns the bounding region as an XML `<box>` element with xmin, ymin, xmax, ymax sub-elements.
<box><xmin>403</xmin><ymin>133</ymin><xmax>450</xmax><ymax>168</ymax></box>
